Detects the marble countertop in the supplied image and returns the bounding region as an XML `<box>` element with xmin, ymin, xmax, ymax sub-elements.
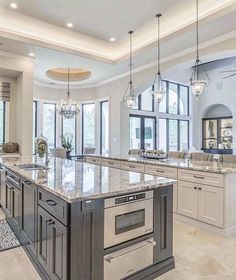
<box><xmin>88</xmin><ymin>153</ymin><xmax>236</xmax><ymax>174</ymax></box>
<box><xmin>1</xmin><ymin>157</ymin><xmax>175</xmax><ymax>203</ymax></box>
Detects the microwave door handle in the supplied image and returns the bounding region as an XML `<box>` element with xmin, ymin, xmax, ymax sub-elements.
<box><xmin>104</xmin><ymin>239</ymin><xmax>156</xmax><ymax>263</ymax></box>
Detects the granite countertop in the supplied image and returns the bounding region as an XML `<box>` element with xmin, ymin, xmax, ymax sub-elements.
<box><xmin>1</xmin><ymin>157</ymin><xmax>175</xmax><ymax>203</ymax></box>
<box><xmin>88</xmin><ymin>153</ymin><xmax>236</xmax><ymax>174</ymax></box>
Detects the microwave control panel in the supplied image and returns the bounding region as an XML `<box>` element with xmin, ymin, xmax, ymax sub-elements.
<box><xmin>115</xmin><ymin>193</ymin><xmax>146</xmax><ymax>204</ymax></box>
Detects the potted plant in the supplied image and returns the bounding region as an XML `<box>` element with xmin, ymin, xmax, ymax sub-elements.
<box><xmin>62</xmin><ymin>134</ymin><xmax>73</xmax><ymax>159</ymax></box>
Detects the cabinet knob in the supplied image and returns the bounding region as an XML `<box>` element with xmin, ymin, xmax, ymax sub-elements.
<box><xmin>194</xmin><ymin>187</ymin><xmax>197</xmax><ymax>190</ymax></box>
<box><xmin>198</xmin><ymin>187</ymin><xmax>202</xmax><ymax>191</ymax></box>
<box><xmin>46</xmin><ymin>219</ymin><xmax>55</xmax><ymax>225</ymax></box>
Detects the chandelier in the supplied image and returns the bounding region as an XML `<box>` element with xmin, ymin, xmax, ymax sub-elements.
<box><xmin>190</xmin><ymin>0</ymin><xmax>208</xmax><ymax>99</ymax></box>
<box><xmin>57</xmin><ymin>68</ymin><xmax>80</xmax><ymax>119</ymax></box>
<box><xmin>122</xmin><ymin>31</ymin><xmax>137</xmax><ymax>109</ymax></box>
<box><xmin>151</xmin><ymin>14</ymin><xmax>165</xmax><ymax>104</ymax></box>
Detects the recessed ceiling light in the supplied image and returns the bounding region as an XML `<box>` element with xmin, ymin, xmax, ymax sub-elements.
<box><xmin>29</xmin><ymin>52</ymin><xmax>35</xmax><ymax>57</ymax></box>
<box><xmin>10</xmin><ymin>2</ymin><xmax>18</xmax><ymax>9</ymax></box>
<box><xmin>109</xmin><ymin>37</ymin><xmax>116</xmax><ymax>42</ymax></box>
<box><xmin>67</xmin><ymin>22</ymin><xmax>74</xmax><ymax>28</ymax></box>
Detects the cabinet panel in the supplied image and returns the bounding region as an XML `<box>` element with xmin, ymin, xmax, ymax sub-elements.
<box><xmin>145</xmin><ymin>164</ymin><xmax>177</xmax><ymax>179</ymax></box>
<box><xmin>178</xmin><ymin>169</ymin><xmax>224</xmax><ymax>188</ymax></box>
<box><xmin>86</xmin><ymin>156</ymin><xmax>102</xmax><ymax>165</ymax></box>
<box><xmin>178</xmin><ymin>181</ymin><xmax>198</xmax><ymax>219</ymax></box>
<box><xmin>120</xmin><ymin>162</ymin><xmax>145</xmax><ymax>173</ymax></box>
<box><xmin>37</xmin><ymin>206</ymin><xmax>51</xmax><ymax>274</ymax></box>
<box><xmin>198</xmin><ymin>185</ymin><xmax>224</xmax><ymax>228</ymax></box>
<box><xmin>50</xmin><ymin>218</ymin><xmax>68</xmax><ymax>280</ymax></box>
<box><xmin>12</xmin><ymin>186</ymin><xmax>21</xmax><ymax>227</ymax></box>
<box><xmin>22</xmin><ymin>181</ymin><xmax>37</xmax><ymax>255</ymax></box>
<box><xmin>101</xmin><ymin>158</ymin><xmax>121</xmax><ymax>169</ymax></box>
<box><xmin>173</xmin><ymin>182</ymin><xmax>178</xmax><ymax>213</ymax></box>
<box><xmin>5</xmin><ymin>182</ymin><xmax>13</xmax><ymax>217</ymax></box>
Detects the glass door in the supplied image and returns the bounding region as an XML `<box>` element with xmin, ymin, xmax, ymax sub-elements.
<box><xmin>130</xmin><ymin>115</ymin><xmax>156</xmax><ymax>150</ymax></box>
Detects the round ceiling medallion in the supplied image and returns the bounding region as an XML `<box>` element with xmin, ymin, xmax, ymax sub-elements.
<box><xmin>46</xmin><ymin>68</ymin><xmax>91</xmax><ymax>82</ymax></box>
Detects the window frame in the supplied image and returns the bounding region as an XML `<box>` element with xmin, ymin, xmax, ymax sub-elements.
<box><xmin>42</xmin><ymin>102</ymin><xmax>57</xmax><ymax>149</ymax></box>
<box><xmin>159</xmin><ymin>118</ymin><xmax>189</xmax><ymax>151</ymax></box>
<box><xmin>132</xmin><ymin>92</ymin><xmax>155</xmax><ymax>112</ymax></box>
<box><xmin>100</xmin><ymin>100</ymin><xmax>109</xmax><ymax>154</ymax></box>
<box><xmin>2</xmin><ymin>101</ymin><xmax>6</xmax><ymax>143</ymax></box>
<box><xmin>82</xmin><ymin>102</ymin><xmax>95</xmax><ymax>153</ymax></box>
<box><xmin>61</xmin><ymin>115</ymin><xmax>77</xmax><ymax>154</ymax></box>
<box><xmin>130</xmin><ymin>114</ymin><xmax>157</xmax><ymax>150</ymax></box>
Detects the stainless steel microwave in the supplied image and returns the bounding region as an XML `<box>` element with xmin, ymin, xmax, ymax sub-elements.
<box><xmin>104</xmin><ymin>190</ymin><xmax>154</xmax><ymax>248</ymax></box>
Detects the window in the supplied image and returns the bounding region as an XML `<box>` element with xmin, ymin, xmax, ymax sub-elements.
<box><xmin>0</xmin><ymin>101</ymin><xmax>6</xmax><ymax>144</ymax></box>
<box><xmin>132</xmin><ymin>88</ymin><xmax>154</xmax><ymax>112</ymax></box>
<box><xmin>42</xmin><ymin>103</ymin><xmax>56</xmax><ymax>149</ymax></box>
<box><xmin>130</xmin><ymin>115</ymin><xmax>156</xmax><ymax>150</ymax></box>
<box><xmin>100</xmin><ymin>100</ymin><xmax>109</xmax><ymax>154</ymax></box>
<box><xmin>159</xmin><ymin>81</ymin><xmax>189</xmax><ymax>116</ymax></box>
<box><xmin>158</xmin><ymin>119</ymin><xmax>189</xmax><ymax>151</ymax></box>
<box><xmin>33</xmin><ymin>101</ymin><xmax>38</xmax><ymax>154</ymax></box>
<box><xmin>82</xmin><ymin>103</ymin><xmax>95</xmax><ymax>152</ymax></box>
<box><xmin>62</xmin><ymin>116</ymin><xmax>76</xmax><ymax>154</ymax></box>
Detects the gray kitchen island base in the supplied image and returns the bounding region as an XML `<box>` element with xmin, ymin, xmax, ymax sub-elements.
<box><xmin>0</xmin><ymin>159</ymin><xmax>175</xmax><ymax>280</ymax></box>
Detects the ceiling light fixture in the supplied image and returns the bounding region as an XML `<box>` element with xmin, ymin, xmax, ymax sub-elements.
<box><xmin>29</xmin><ymin>52</ymin><xmax>35</xmax><ymax>57</ymax></box>
<box><xmin>67</xmin><ymin>22</ymin><xmax>74</xmax><ymax>28</ymax></box>
<box><xmin>109</xmin><ymin>37</ymin><xmax>116</xmax><ymax>42</ymax></box>
<box><xmin>151</xmin><ymin>14</ymin><xmax>165</xmax><ymax>104</ymax></box>
<box><xmin>189</xmin><ymin>0</ymin><xmax>208</xmax><ymax>99</ymax></box>
<box><xmin>10</xmin><ymin>2</ymin><xmax>18</xmax><ymax>9</ymax></box>
<box><xmin>57</xmin><ymin>68</ymin><xmax>80</xmax><ymax>119</ymax></box>
<box><xmin>122</xmin><ymin>31</ymin><xmax>137</xmax><ymax>109</ymax></box>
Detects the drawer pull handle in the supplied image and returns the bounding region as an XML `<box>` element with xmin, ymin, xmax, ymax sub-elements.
<box><xmin>194</xmin><ymin>175</ymin><xmax>204</xmax><ymax>179</ymax></box>
<box><xmin>46</xmin><ymin>219</ymin><xmax>55</xmax><ymax>225</ymax></box>
<box><xmin>46</xmin><ymin>199</ymin><xmax>57</xmax><ymax>206</ymax></box>
<box><xmin>108</xmin><ymin>162</ymin><xmax>114</xmax><ymax>165</ymax></box>
<box><xmin>24</xmin><ymin>181</ymin><xmax>32</xmax><ymax>185</ymax></box>
<box><xmin>129</xmin><ymin>165</ymin><xmax>136</xmax><ymax>168</ymax></box>
<box><xmin>156</xmin><ymin>170</ymin><xmax>164</xmax><ymax>173</ymax></box>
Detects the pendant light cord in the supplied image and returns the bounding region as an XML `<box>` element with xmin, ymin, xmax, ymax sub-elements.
<box><xmin>196</xmin><ymin>0</ymin><xmax>199</xmax><ymax>79</ymax></box>
<box><xmin>157</xmin><ymin>14</ymin><xmax>161</xmax><ymax>75</ymax></box>
<box><xmin>129</xmin><ymin>31</ymin><xmax>133</xmax><ymax>96</ymax></box>
<box><xmin>67</xmin><ymin>67</ymin><xmax>70</xmax><ymax>99</ymax></box>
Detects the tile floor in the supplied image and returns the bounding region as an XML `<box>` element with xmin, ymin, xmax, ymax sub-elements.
<box><xmin>0</xmin><ymin>207</ymin><xmax>236</xmax><ymax>280</ymax></box>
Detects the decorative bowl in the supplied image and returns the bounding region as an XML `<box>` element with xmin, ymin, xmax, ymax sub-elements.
<box><xmin>2</xmin><ymin>142</ymin><xmax>19</xmax><ymax>153</ymax></box>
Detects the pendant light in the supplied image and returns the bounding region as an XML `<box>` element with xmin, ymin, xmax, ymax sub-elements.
<box><xmin>122</xmin><ymin>31</ymin><xmax>137</xmax><ymax>109</ymax></box>
<box><xmin>190</xmin><ymin>0</ymin><xmax>208</xmax><ymax>99</ymax></box>
<box><xmin>57</xmin><ymin>68</ymin><xmax>80</xmax><ymax>119</ymax></box>
<box><xmin>151</xmin><ymin>14</ymin><xmax>165</xmax><ymax>104</ymax></box>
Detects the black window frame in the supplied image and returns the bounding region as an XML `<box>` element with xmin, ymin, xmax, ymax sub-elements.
<box><xmin>130</xmin><ymin>114</ymin><xmax>157</xmax><ymax>150</ymax></box>
<box><xmin>82</xmin><ymin>102</ymin><xmax>95</xmax><ymax>153</ymax></box>
<box><xmin>100</xmin><ymin>100</ymin><xmax>109</xmax><ymax>154</ymax></box>
<box><xmin>161</xmin><ymin>80</ymin><xmax>189</xmax><ymax>116</ymax></box>
<box><xmin>61</xmin><ymin>115</ymin><xmax>77</xmax><ymax>154</ymax></box>
<box><xmin>133</xmin><ymin>92</ymin><xmax>155</xmax><ymax>112</ymax></box>
<box><xmin>0</xmin><ymin>101</ymin><xmax>6</xmax><ymax>144</ymax></box>
<box><xmin>42</xmin><ymin>102</ymin><xmax>57</xmax><ymax>148</ymax></box>
<box><xmin>159</xmin><ymin>118</ymin><xmax>190</xmax><ymax>151</ymax></box>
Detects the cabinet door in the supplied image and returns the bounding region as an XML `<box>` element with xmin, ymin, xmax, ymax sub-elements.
<box><xmin>198</xmin><ymin>185</ymin><xmax>224</xmax><ymax>228</ymax></box>
<box><xmin>173</xmin><ymin>182</ymin><xmax>178</xmax><ymax>213</ymax></box>
<box><xmin>22</xmin><ymin>181</ymin><xmax>37</xmax><ymax>255</ymax></box>
<box><xmin>50</xmin><ymin>218</ymin><xmax>68</xmax><ymax>280</ymax></box>
<box><xmin>0</xmin><ymin>172</ymin><xmax>6</xmax><ymax>209</ymax></box>
<box><xmin>178</xmin><ymin>181</ymin><xmax>198</xmax><ymax>219</ymax></box>
<box><xmin>12</xmin><ymin>186</ymin><xmax>21</xmax><ymax>227</ymax></box>
<box><xmin>5</xmin><ymin>182</ymin><xmax>13</xmax><ymax>217</ymax></box>
<box><xmin>37</xmin><ymin>206</ymin><xmax>51</xmax><ymax>274</ymax></box>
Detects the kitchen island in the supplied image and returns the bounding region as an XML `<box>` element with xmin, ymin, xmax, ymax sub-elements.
<box><xmin>0</xmin><ymin>157</ymin><xmax>175</xmax><ymax>280</ymax></box>
<box><xmin>85</xmin><ymin>154</ymin><xmax>236</xmax><ymax>236</ymax></box>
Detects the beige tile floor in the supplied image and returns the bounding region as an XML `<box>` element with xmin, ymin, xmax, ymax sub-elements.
<box><xmin>0</xmin><ymin>207</ymin><xmax>236</xmax><ymax>280</ymax></box>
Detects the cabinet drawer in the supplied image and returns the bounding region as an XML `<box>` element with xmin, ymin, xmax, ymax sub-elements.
<box><xmin>6</xmin><ymin>169</ymin><xmax>20</xmax><ymax>188</ymax></box>
<box><xmin>101</xmin><ymin>158</ymin><xmax>121</xmax><ymax>169</ymax></box>
<box><xmin>38</xmin><ymin>189</ymin><xmax>69</xmax><ymax>226</ymax></box>
<box><xmin>120</xmin><ymin>161</ymin><xmax>145</xmax><ymax>173</ymax></box>
<box><xmin>178</xmin><ymin>169</ymin><xmax>224</xmax><ymax>187</ymax></box>
<box><xmin>86</xmin><ymin>156</ymin><xmax>102</xmax><ymax>165</ymax></box>
<box><xmin>145</xmin><ymin>164</ymin><xmax>177</xmax><ymax>179</ymax></box>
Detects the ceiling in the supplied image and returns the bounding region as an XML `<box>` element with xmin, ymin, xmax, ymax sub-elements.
<box><xmin>0</xmin><ymin>0</ymin><xmax>235</xmax><ymax>88</ymax></box>
<box><xmin>0</xmin><ymin>0</ymin><xmax>177</xmax><ymax>41</ymax></box>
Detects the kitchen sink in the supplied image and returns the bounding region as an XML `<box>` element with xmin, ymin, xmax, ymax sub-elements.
<box><xmin>17</xmin><ymin>163</ymin><xmax>49</xmax><ymax>170</ymax></box>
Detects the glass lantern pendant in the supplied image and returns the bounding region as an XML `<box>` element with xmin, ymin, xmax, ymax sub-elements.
<box><xmin>151</xmin><ymin>14</ymin><xmax>165</xmax><ymax>104</ymax></box>
<box><xmin>122</xmin><ymin>31</ymin><xmax>137</xmax><ymax>109</ymax></box>
<box><xmin>190</xmin><ymin>0</ymin><xmax>208</xmax><ymax>99</ymax></box>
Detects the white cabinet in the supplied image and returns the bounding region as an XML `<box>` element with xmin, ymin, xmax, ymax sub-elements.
<box><xmin>120</xmin><ymin>162</ymin><xmax>145</xmax><ymax>173</ymax></box>
<box><xmin>145</xmin><ymin>165</ymin><xmax>177</xmax><ymax>179</ymax></box>
<box><xmin>173</xmin><ymin>182</ymin><xmax>178</xmax><ymax>213</ymax></box>
<box><xmin>86</xmin><ymin>156</ymin><xmax>102</xmax><ymax>165</ymax></box>
<box><xmin>178</xmin><ymin>181</ymin><xmax>198</xmax><ymax>219</ymax></box>
<box><xmin>198</xmin><ymin>185</ymin><xmax>223</xmax><ymax>228</ymax></box>
<box><xmin>178</xmin><ymin>181</ymin><xmax>224</xmax><ymax>228</ymax></box>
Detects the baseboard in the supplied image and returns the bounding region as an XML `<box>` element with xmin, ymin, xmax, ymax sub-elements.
<box><xmin>174</xmin><ymin>213</ymin><xmax>236</xmax><ymax>237</ymax></box>
<box><xmin>126</xmin><ymin>257</ymin><xmax>175</xmax><ymax>280</ymax></box>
